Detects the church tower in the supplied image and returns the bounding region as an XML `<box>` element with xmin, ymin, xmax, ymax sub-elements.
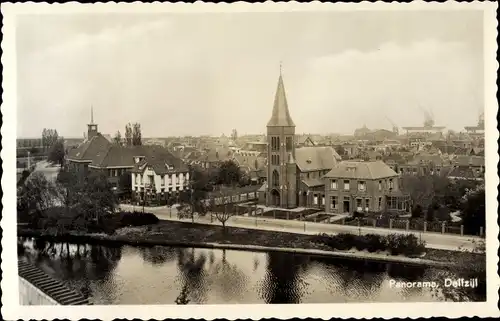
<box><xmin>87</xmin><ymin>106</ymin><xmax>99</xmax><ymax>140</ymax></box>
<box><xmin>266</xmin><ymin>66</ymin><xmax>297</xmax><ymax>208</ymax></box>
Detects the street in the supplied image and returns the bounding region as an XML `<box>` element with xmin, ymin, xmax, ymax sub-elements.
<box><xmin>119</xmin><ymin>203</ymin><xmax>482</xmax><ymax>252</ymax></box>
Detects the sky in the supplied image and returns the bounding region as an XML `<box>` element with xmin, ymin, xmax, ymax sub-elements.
<box><xmin>16</xmin><ymin>10</ymin><xmax>484</xmax><ymax>138</ymax></box>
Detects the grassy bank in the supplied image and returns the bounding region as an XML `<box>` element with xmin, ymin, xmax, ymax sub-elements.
<box><xmin>18</xmin><ymin>219</ymin><xmax>484</xmax><ymax>268</ymax></box>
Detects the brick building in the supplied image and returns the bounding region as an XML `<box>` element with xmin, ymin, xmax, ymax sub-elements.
<box><xmin>264</xmin><ymin>69</ymin><xmax>340</xmax><ymax>209</ymax></box>
<box><xmin>324</xmin><ymin>161</ymin><xmax>410</xmax><ymax>214</ymax></box>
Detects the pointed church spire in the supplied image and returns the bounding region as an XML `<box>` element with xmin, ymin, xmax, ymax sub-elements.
<box><xmin>267</xmin><ymin>64</ymin><xmax>295</xmax><ymax>127</ymax></box>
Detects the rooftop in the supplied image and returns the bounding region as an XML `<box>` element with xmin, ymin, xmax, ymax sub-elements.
<box><xmin>324</xmin><ymin>160</ymin><xmax>399</xmax><ymax>180</ymax></box>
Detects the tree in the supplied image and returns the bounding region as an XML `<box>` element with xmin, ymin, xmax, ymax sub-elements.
<box><xmin>17</xmin><ymin>169</ymin><xmax>31</xmax><ymax>187</ymax></box>
<box><xmin>214</xmin><ymin>160</ymin><xmax>242</xmax><ymax>187</ymax></box>
<box><xmin>425</xmin><ymin>201</ymin><xmax>450</xmax><ymax>221</ymax></box>
<box><xmin>42</xmin><ymin>128</ymin><xmax>59</xmax><ymax>149</ymax></box>
<box><xmin>48</xmin><ymin>139</ymin><xmax>66</xmax><ymax>166</ymax></box>
<box><xmin>212</xmin><ymin>188</ymin><xmax>236</xmax><ymax>233</ymax></box>
<box><xmin>132</xmin><ymin>123</ymin><xmax>142</xmax><ymax>146</ymax></box>
<box><xmin>125</xmin><ymin>123</ymin><xmax>133</xmax><ymax>147</ymax></box>
<box><xmin>112</xmin><ymin>131</ymin><xmax>122</xmax><ymax>146</ymax></box>
<box><xmin>78</xmin><ymin>172</ymin><xmax>118</xmax><ymax>225</ymax></box>
<box><xmin>461</xmin><ymin>184</ymin><xmax>485</xmax><ymax>235</ymax></box>
<box><xmin>177</xmin><ymin>167</ymin><xmax>211</xmax><ymax>221</ymax></box>
<box><xmin>239</xmin><ymin>170</ymin><xmax>251</xmax><ymax>186</ymax></box>
<box><xmin>17</xmin><ymin>172</ymin><xmax>58</xmax><ymax>226</ymax></box>
<box><xmin>231</xmin><ymin>129</ymin><xmax>238</xmax><ymax>142</ymax></box>
<box><xmin>401</xmin><ymin>174</ymin><xmax>454</xmax><ymax>219</ymax></box>
<box><xmin>411</xmin><ymin>204</ymin><xmax>423</xmax><ymax>219</ymax></box>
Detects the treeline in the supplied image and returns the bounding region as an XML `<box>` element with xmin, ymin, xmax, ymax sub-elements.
<box><xmin>17</xmin><ymin>168</ymin><xmax>119</xmax><ymax>234</ymax></box>
<box><xmin>401</xmin><ymin>174</ymin><xmax>485</xmax><ymax>235</ymax></box>
<box><xmin>112</xmin><ymin>123</ymin><xmax>142</xmax><ymax>146</ymax></box>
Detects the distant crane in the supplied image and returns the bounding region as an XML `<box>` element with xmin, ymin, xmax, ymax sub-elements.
<box><xmin>384</xmin><ymin>116</ymin><xmax>399</xmax><ymax>135</ymax></box>
<box><xmin>418</xmin><ymin>105</ymin><xmax>435</xmax><ymax>128</ymax></box>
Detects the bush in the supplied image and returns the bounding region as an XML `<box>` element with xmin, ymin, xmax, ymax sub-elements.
<box><xmin>353</xmin><ymin>211</ymin><xmax>365</xmax><ymax>219</ymax></box>
<box><xmin>118</xmin><ymin>211</ymin><xmax>160</xmax><ymax>227</ymax></box>
<box><xmin>313</xmin><ymin>233</ymin><xmax>426</xmax><ymax>257</ymax></box>
<box><xmin>411</xmin><ymin>205</ymin><xmax>424</xmax><ymax>218</ymax></box>
<box><xmin>364</xmin><ymin>234</ymin><xmax>387</xmax><ymax>253</ymax></box>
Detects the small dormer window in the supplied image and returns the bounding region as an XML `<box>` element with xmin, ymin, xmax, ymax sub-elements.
<box><xmin>306</xmin><ymin>158</ymin><xmax>312</xmax><ymax>164</ymax></box>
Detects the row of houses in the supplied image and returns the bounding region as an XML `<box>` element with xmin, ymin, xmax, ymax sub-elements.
<box><xmin>66</xmin><ymin>122</ymin><xmax>191</xmax><ymax>204</ymax></box>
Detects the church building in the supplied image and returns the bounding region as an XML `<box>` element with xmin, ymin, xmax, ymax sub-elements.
<box><xmin>264</xmin><ymin>69</ymin><xmax>341</xmax><ymax>209</ymax></box>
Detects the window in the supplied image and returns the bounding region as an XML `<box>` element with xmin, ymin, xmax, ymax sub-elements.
<box><xmin>286</xmin><ymin>137</ymin><xmax>293</xmax><ymax>151</ymax></box>
<box><xmin>378</xmin><ymin>180</ymin><xmax>382</xmax><ymax>191</ymax></box>
<box><xmin>313</xmin><ymin>194</ymin><xmax>318</xmax><ymax>205</ymax></box>
<box><xmin>271</xmin><ymin>136</ymin><xmax>281</xmax><ymax>151</ymax></box>
<box><xmin>140</xmin><ymin>174</ymin><xmax>144</xmax><ymax>185</ymax></box>
<box><xmin>271</xmin><ymin>154</ymin><xmax>280</xmax><ymax>166</ymax></box>
<box><xmin>378</xmin><ymin>197</ymin><xmax>382</xmax><ymax>209</ymax></box>
<box><xmin>356</xmin><ymin>198</ymin><xmax>362</xmax><ymax>211</ymax></box>
<box><xmin>272</xmin><ymin>170</ymin><xmax>280</xmax><ymax>187</ymax></box>
<box><xmin>358</xmin><ymin>181</ymin><xmax>366</xmax><ymax>191</ymax></box>
<box><xmin>135</xmin><ymin>174</ymin><xmax>139</xmax><ymax>185</ymax></box>
<box><xmin>389</xmin><ymin>179</ymin><xmax>394</xmax><ymax>189</ymax></box>
<box><xmin>365</xmin><ymin>199</ymin><xmax>370</xmax><ymax>211</ymax></box>
<box><xmin>343</xmin><ymin>180</ymin><xmax>350</xmax><ymax>190</ymax></box>
<box><xmin>330</xmin><ymin>180</ymin><xmax>337</xmax><ymax>190</ymax></box>
<box><xmin>161</xmin><ymin>175</ymin><xmax>165</xmax><ymax>186</ymax></box>
<box><xmin>330</xmin><ymin>196</ymin><xmax>338</xmax><ymax>209</ymax></box>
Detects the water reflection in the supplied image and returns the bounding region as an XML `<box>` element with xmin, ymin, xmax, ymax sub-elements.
<box><xmin>18</xmin><ymin>238</ymin><xmax>481</xmax><ymax>304</ymax></box>
<box><xmin>259</xmin><ymin>252</ymin><xmax>310</xmax><ymax>303</ymax></box>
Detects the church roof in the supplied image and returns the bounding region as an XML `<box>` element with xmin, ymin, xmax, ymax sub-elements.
<box><xmin>295</xmin><ymin>146</ymin><xmax>341</xmax><ymax>172</ymax></box>
<box><xmin>267</xmin><ymin>73</ymin><xmax>295</xmax><ymax>127</ymax></box>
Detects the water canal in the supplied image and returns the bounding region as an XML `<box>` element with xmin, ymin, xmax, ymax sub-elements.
<box><xmin>18</xmin><ymin>238</ymin><xmax>476</xmax><ymax>304</ymax></box>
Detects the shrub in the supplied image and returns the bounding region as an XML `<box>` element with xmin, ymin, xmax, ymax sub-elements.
<box><xmin>313</xmin><ymin>233</ymin><xmax>426</xmax><ymax>257</ymax></box>
<box><xmin>353</xmin><ymin>211</ymin><xmax>365</xmax><ymax>219</ymax></box>
<box><xmin>353</xmin><ymin>235</ymin><xmax>369</xmax><ymax>251</ymax></box>
<box><xmin>364</xmin><ymin>234</ymin><xmax>387</xmax><ymax>253</ymax></box>
<box><xmin>118</xmin><ymin>211</ymin><xmax>160</xmax><ymax>227</ymax></box>
<box><xmin>334</xmin><ymin>233</ymin><xmax>357</xmax><ymax>250</ymax></box>
<box><xmin>411</xmin><ymin>205</ymin><xmax>424</xmax><ymax>218</ymax></box>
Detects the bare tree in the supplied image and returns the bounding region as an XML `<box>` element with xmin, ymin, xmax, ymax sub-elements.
<box><xmin>212</xmin><ymin>187</ymin><xmax>236</xmax><ymax>233</ymax></box>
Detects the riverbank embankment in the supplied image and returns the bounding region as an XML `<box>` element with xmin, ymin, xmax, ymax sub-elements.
<box><xmin>18</xmin><ymin>220</ymin><xmax>483</xmax><ymax>269</ymax></box>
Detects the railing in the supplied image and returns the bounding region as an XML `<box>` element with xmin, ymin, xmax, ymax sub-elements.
<box><xmin>331</xmin><ymin>217</ymin><xmax>483</xmax><ymax>237</ymax></box>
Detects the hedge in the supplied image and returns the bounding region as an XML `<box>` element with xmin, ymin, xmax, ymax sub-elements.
<box><xmin>312</xmin><ymin>233</ymin><xmax>426</xmax><ymax>257</ymax></box>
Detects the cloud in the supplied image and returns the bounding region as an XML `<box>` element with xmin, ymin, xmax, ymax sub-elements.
<box><xmin>291</xmin><ymin>39</ymin><xmax>482</xmax><ymax>133</ymax></box>
<box><xmin>16</xmin><ymin>14</ymin><xmax>483</xmax><ymax>138</ymax></box>
<box><xmin>28</xmin><ymin>19</ymin><xmax>172</xmax><ymax>60</ymax></box>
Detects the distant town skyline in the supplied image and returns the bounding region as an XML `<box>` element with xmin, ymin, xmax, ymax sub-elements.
<box><xmin>17</xmin><ymin>11</ymin><xmax>484</xmax><ymax>138</ymax></box>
